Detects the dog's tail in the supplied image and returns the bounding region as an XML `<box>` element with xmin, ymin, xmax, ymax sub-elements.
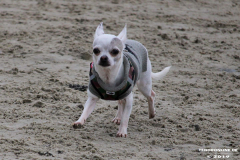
<box><xmin>151</xmin><ymin>66</ymin><xmax>171</xmax><ymax>81</ymax></box>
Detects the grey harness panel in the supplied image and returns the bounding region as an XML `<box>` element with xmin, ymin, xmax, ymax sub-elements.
<box><xmin>124</xmin><ymin>39</ymin><xmax>148</xmax><ymax>73</ymax></box>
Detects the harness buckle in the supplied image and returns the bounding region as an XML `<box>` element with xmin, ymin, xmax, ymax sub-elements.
<box><xmin>106</xmin><ymin>91</ymin><xmax>115</xmax><ymax>95</ymax></box>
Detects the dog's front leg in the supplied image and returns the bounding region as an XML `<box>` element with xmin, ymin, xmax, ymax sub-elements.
<box><xmin>116</xmin><ymin>92</ymin><xmax>133</xmax><ymax>137</ymax></box>
<box><xmin>112</xmin><ymin>99</ymin><xmax>124</xmax><ymax>125</ymax></box>
<box><xmin>73</xmin><ymin>95</ymin><xmax>99</xmax><ymax>128</ymax></box>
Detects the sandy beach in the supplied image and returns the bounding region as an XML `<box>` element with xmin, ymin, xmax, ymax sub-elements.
<box><xmin>0</xmin><ymin>0</ymin><xmax>240</xmax><ymax>159</ymax></box>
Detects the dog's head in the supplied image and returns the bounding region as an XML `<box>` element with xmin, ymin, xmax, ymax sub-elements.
<box><xmin>92</xmin><ymin>22</ymin><xmax>127</xmax><ymax>68</ymax></box>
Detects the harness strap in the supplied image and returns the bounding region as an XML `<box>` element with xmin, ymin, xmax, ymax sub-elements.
<box><xmin>89</xmin><ymin>60</ymin><xmax>135</xmax><ymax>100</ymax></box>
<box><xmin>125</xmin><ymin>44</ymin><xmax>138</xmax><ymax>61</ymax></box>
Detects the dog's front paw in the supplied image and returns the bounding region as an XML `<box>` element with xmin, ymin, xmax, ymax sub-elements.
<box><xmin>149</xmin><ymin>110</ymin><xmax>155</xmax><ymax>119</ymax></box>
<box><xmin>112</xmin><ymin>117</ymin><xmax>121</xmax><ymax>125</ymax></box>
<box><xmin>72</xmin><ymin>121</ymin><xmax>84</xmax><ymax>129</ymax></box>
<box><xmin>116</xmin><ymin>127</ymin><xmax>127</xmax><ymax>138</ymax></box>
<box><xmin>116</xmin><ymin>132</ymin><xmax>127</xmax><ymax>138</ymax></box>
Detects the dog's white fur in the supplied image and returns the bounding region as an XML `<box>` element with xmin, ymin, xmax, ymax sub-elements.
<box><xmin>73</xmin><ymin>22</ymin><xmax>171</xmax><ymax>137</ymax></box>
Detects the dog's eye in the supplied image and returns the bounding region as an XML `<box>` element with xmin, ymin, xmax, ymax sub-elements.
<box><xmin>111</xmin><ymin>49</ymin><xmax>119</xmax><ymax>55</ymax></box>
<box><xmin>93</xmin><ymin>48</ymin><xmax>100</xmax><ymax>55</ymax></box>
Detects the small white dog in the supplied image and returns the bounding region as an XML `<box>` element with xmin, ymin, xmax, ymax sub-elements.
<box><xmin>73</xmin><ymin>22</ymin><xmax>171</xmax><ymax>137</ymax></box>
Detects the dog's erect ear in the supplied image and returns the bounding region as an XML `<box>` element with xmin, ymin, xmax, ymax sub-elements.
<box><xmin>117</xmin><ymin>24</ymin><xmax>127</xmax><ymax>45</ymax></box>
<box><xmin>94</xmin><ymin>22</ymin><xmax>104</xmax><ymax>40</ymax></box>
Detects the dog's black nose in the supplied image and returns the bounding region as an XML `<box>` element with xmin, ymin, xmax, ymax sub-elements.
<box><xmin>99</xmin><ymin>55</ymin><xmax>110</xmax><ymax>67</ymax></box>
<box><xmin>100</xmin><ymin>55</ymin><xmax>108</xmax><ymax>62</ymax></box>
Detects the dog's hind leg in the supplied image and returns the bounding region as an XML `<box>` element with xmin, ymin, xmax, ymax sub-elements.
<box><xmin>148</xmin><ymin>90</ymin><xmax>156</xmax><ymax>119</ymax></box>
<box><xmin>137</xmin><ymin>81</ymin><xmax>156</xmax><ymax>119</ymax></box>
<box><xmin>137</xmin><ymin>59</ymin><xmax>156</xmax><ymax>119</ymax></box>
<box><xmin>112</xmin><ymin>99</ymin><xmax>125</xmax><ymax>125</ymax></box>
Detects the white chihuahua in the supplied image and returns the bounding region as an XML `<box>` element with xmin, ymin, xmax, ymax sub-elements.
<box><xmin>73</xmin><ymin>22</ymin><xmax>171</xmax><ymax>137</ymax></box>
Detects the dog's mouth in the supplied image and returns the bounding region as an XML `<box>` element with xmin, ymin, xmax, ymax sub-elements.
<box><xmin>98</xmin><ymin>62</ymin><xmax>111</xmax><ymax>67</ymax></box>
